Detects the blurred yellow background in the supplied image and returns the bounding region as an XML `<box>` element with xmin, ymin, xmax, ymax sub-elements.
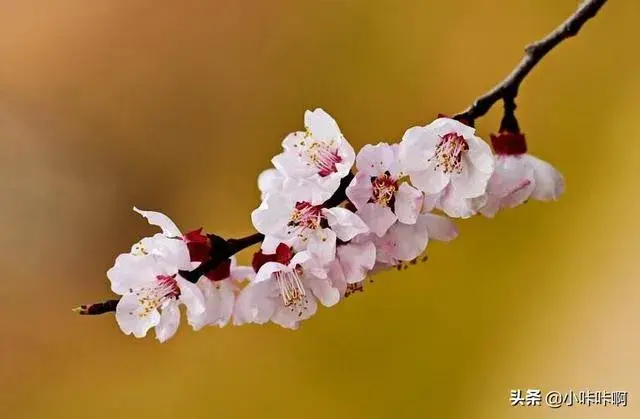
<box><xmin>0</xmin><ymin>0</ymin><xmax>638</xmax><ymax>418</ymax></box>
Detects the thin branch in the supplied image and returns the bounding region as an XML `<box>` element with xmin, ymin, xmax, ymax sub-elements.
<box><xmin>453</xmin><ymin>0</ymin><xmax>608</xmax><ymax>125</ymax></box>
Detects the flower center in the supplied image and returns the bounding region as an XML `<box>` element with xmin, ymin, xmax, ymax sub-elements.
<box><xmin>370</xmin><ymin>172</ymin><xmax>398</xmax><ymax>206</ymax></box>
<box><xmin>288</xmin><ymin>202</ymin><xmax>324</xmax><ymax>236</ymax></box>
<box><xmin>276</xmin><ymin>268</ymin><xmax>307</xmax><ymax>308</ymax></box>
<box><xmin>297</xmin><ymin>138</ymin><xmax>342</xmax><ymax>177</ymax></box>
<box><xmin>430</xmin><ymin>132</ymin><xmax>469</xmax><ymax>174</ymax></box>
<box><xmin>130</xmin><ymin>274</ymin><xmax>180</xmax><ymax>318</ymax></box>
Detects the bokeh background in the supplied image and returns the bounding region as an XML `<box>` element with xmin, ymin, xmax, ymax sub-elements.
<box><xmin>0</xmin><ymin>0</ymin><xmax>638</xmax><ymax>418</ymax></box>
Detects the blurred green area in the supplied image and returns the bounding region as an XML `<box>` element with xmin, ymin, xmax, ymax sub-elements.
<box><xmin>0</xmin><ymin>1</ymin><xmax>639</xmax><ymax>418</ymax></box>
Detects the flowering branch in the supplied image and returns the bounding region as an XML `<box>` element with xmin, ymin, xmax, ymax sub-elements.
<box><xmin>453</xmin><ymin>0</ymin><xmax>608</xmax><ymax>125</ymax></box>
<box><xmin>73</xmin><ymin>1</ymin><xmax>607</xmax><ymax>340</ymax></box>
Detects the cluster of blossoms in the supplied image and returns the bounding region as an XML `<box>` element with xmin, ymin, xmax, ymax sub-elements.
<box><xmin>100</xmin><ymin>108</ymin><xmax>563</xmax><ymax>341</ymax></box>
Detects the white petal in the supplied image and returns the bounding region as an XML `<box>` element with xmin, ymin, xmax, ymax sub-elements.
<box><xmin>254</xmin><ymin>261</ymin><xmax>287</xmax><ymax>284</ymax></box>
<box><xmin>398</xmin><ymin>125</ymin><xmax>438</xmax><ymax>172</ymax></box>
<box><xmin>408</xmin><ymin>164</ymin><xmax>450</xmax><ymax>195</ymax></box>
<box><xmin>107</xmin><ymin>254</ymin><xmax>156</xmax><ymax>295</ymax></box>
<box><xmin>304</xmin><ymin>108</ymin><xmax>341</xmax><ymax>140</ymax></box>
<box><xmin>260</xmin><ymin>235</ymin><xmax>281</xmax><ymax>253</ymax></box>
<box><xmin>230</xmin><ymin>265</ymin><xmax>255</xmax><ymax>282</ymax></box>
<box><xmin>323</xmin><ymin>207</ymin><xmax>369</xmax><ymax>241</ymax></box>
<box><xmin>394</xmin><ymin>183</ymin><xmax>423</xmax><ymax>225</ymax></box>
<box><xmin>307</xmin><ymin>229</ymin><xmax>337</xmax><ymax>264</ymax></box>
<box><xmin>428</xmin><ymin>117</ymin><xmax>476</xmax><ymax>138</ymax></box>
<box><xmin>356</xmin><ymin>142</ymin><xmax>394</xmax><ymax>177</ymax></box>
<box><xmin>251</xmin><ymin>193</ymin><xmax>292</xmax><ymax>236</ymax></box>
<box><xmin>345</xmin><ymin>172</ymin><xmax>374</xmax><ymax>210</ymax></box>
<box><xmin>133</xmin><ymin>207</ymin><xmax>182</xmax><ymax>237</ymax></box>
<box><xmin>290</xmin><ymin>250</ymin><xmax>312</xmax><ymax>268</ymax></box>
<box><xmin>176</xmin><ymin>276</ymin><xmax>206</xmax><ymax>318</ymax></box>
<box><xmin>525</xmin><ymin>154</ymin><xmax>565</xmax><ymax>201</ymax></box>
<box><xmin>357</xmin><ymin>203</ymin><xmax>397</xmax><ymax>237</ymax></box>
<box><xmin>156</xmin><ymin>300</ymin><xmax>181</xmax><ymax>343</ymax></box>
<box><xmin>115</xmin><ymin>293</ymin><xmax>160</xmax><ymax>338</ymax></box>
<box><xmin>271</xmin><ymin>152</ymin><xmax>310</xmax><ymax>179</ymax></box>
<box><xmin>465</xmin><ymin>136</ymin><xmax>495</xmax><ymax>174</ymax></box>
<box><xmin>421</xmin><ymin>213</ymin><xmax>458</xmax><ymax>242</ymax></box>
<box><xmin>240</xmin><ymin>281</ymin><xmax>278</xmax><ymax>324</ymax></box>
<box><xmin>437</xmin><ymin>187</ymin><xmax>478</xmax><ymax>219</ymax></box>
<box><xmin>257</xmin><ymin>168</ymin><xmax>284</xmax><ymax>198</ymax></box>
<box><xmin>449</xmin><ymin>157</ymin><xmax>491</xmax><ymax>199</ymax></box>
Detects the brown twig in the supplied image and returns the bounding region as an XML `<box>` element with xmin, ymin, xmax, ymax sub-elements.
<box><xmin>453</xmin><ymin>0</ymin><xmax>608</xmax><ymax>125</ymax></box>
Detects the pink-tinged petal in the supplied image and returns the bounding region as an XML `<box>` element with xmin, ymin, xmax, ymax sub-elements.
<box><xmin>449</xmin><ymin>157</ymin><xmax>491</xmax><ymax>199</ymax></box>
<box><xmin>133</xmin><ymin>207</ymin><xmax>182</xmax><ymax>237</ymax></box>
<box><xmin>307</xmin><ymin>277</ymin><xmax>340</xmax><ymax>307</ymax></box>
<box><xmin>327</xmin><ymin>260</ymin><xmax>347</xmax><ymax>296</ymax></box>
<box><xmin>345</xmin><ymin>172</ymin><xmax>374</xmax><ymax>210</ymax></box>
<box><xmin>254</xmin><ymin>261</ymin><xmax>287</xmax><ymax>284</ymax></box>
<box><xmin>357</xmin><ymin>203</ymin><xmax>397</xmax><ymax>237</ymax></box>
<box><xmin>257</xmin><ymin>168</ymin><xmax>284</xmax><ymax>198</ymax></box>
<box><xmin>155</xmin><ymin>300</ymin><xmax>181</xmax><ymax>343</ymax></box>
<box><xmin>115</xmin><ymin>293</ymin><xmax>161</xmax><ymax>338</ymax></box>
<box><xmin>525</xmin><ymin>154</ymin><xmax>565</xmax><ymax>201</ymax></box>
<box><xmin>304</xmin><ymin>108</ymin><xmax>341</xmax><ymax>140</ymax></box>
<box><xmin>408</xmin><ymin>164</ymin><xmax>450</xmax><ymax>195</ymax></box>
<box><xmin>501</xmin><ymin>178</ymin><xmax>535</xmax><ymax>209</ymax></box>
<box><xmin>394</xmin><ymin>183</ymin><xmax>423</xmax><ymax>225</ymax></box>
<box><xmin>421</xmin><ymin>192</ymin><xmax>439</xmax><ymax>213</ymax></box>
<box><xmin>465</xmin><ymin>136</ymin><xmax>495</xmax><ymax>174</ymax></box>
<box><xmin>307</xmin><ymin>229</ymin><xmax>337</xmax><ymax>264</ymax></box>
<box><xmin>390</xmin><ymin>219</ymin><xmax>429</xmax><ymax>261</ymax></box>
<box><xmin>251</xmin><ymin>194</ymin><xmax>292</xmax><ymax>236</ymax></box>
<box><xmin>356</xmin><ymin>142</ymin><xmax>394</xmax><ymax>177</ymax></box>
<box><xmin>282</xmin><ymin>175</ymin><xmax>339</xmax><ymax>205</ymax></box>
<box><xmin>421</xmin><ymin>213</ymin><xmax>458</xmax><ymax>242</ymax></box>
<box><xmin>437</xmin><ymin>186</ymin><xmax>478</xmax><ymax>219</ymax></box>
<box><xmin>323</xmin><ymin>207</ymin><xmax>369</xmax><ymax>241</ymax></box>
<box><xmin>196</xmin><ymin>279</ymin><xmax>236</xmax><ymax>328</ymax></box>
<box><xmin>272</xmin><ymin>295</ymin><xmax>317</xmax><ymax>328</ymax></box>
<box><xmin>398</xmin><ymin>126</ymin><xmax>437</xmax><ymax>172</ymax></box>
<box><xmin>337</xmin><ymin>241</ymin><xmax>376</xmax><ymax>284</ymax></box>
<box><xmin>478</xmin><ymin>195</ymin><xmax>501</xmax><ymax>218</ymax></box>
<box><xmin>176</xmin><ymin>276</ymin><xmax>206</xmax><ymax>317</ymax></box>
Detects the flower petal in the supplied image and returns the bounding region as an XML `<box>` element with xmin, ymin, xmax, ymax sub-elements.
<box><xmin>115</xmin><ymin>293</ymin><xmax>161</xmax><ymax>338</ymax></box>
<box><xmin>155</xmin><ymin>300</ymin><xmax>181</xmax><ymax>343</ymax></box>
<box><xmin>337</xmin><ymin>241</ymin><xmax>376</xmax><ymax>284</ymax></box>
<box><xmin>176</xmin><ymin>276</ymin><xmax>206</xmax><ymax>318</ymax></box>
<box><xmin>422</xmin><ymin>213</ymin><xmax>458</xmax><ymax>242</ymax></box>
<box><xmin>408</xmin><ymin>164</ymin><xmax>449</xmax><ymax>195</ymax></box>
<box><xmin>304</xmin><ymin>108</ymin><xmax>341</xmax><ymax>140</ymax></box>
<box><xmin>356</xmin><ymin>142</ymin><xmax>394</xmax><ymax>177</ymax></box>
<box><xmin>307</xmin><ymin>277</ymin><xmax>340</xmax><ymax>307</ymax></box>
<box><xmin>345</xmin><ymin>172</ymin><xmax>374</xmax><ymax>210</ymax></box>
<box><xmin>133</xmin><ymin>207</ymin><xmax>182</xmax><ymax>237</ymax></box>
<box><xmin>307</xmin><ymin>229</ymin><xmax>337</xmax><ymax>264</ymax></box>
<box><xmin>323</xmin><ymin>207</ymin><xmax>369</xmax><ymax>241</ymax></box>
<box><xmin>257</xmin><ymin>168</ymin><xmax>284</xmax><ymax>198</ymax></box>
<box><xmin>251</xmin><ymin>193</ymin><xmax>292</xmax><ymax>236</ymax></box>
<box><xmin>357</xmin><ymin>203</ymin><xmax>397</xmax><ymax>237</ymax></box>
<box><xmin>525</xmin><ymin>154</ymin><xmax>565</xmax><ymax>201</ymax></box>
<box><xmin>394</xmin><ymin>183</ymin><xmax>423</xmax><ymax>225</ymax></box>
<box><xmin>254</xmin><ymin>261</ymin><xmax>287</xmax><ymax>284</ymax></box>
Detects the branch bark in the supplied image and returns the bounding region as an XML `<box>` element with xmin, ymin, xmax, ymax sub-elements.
<box><xmin>453</xmin><ymin>0</ymin><xmax>608</xmax><ymax>125</ymax></box>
